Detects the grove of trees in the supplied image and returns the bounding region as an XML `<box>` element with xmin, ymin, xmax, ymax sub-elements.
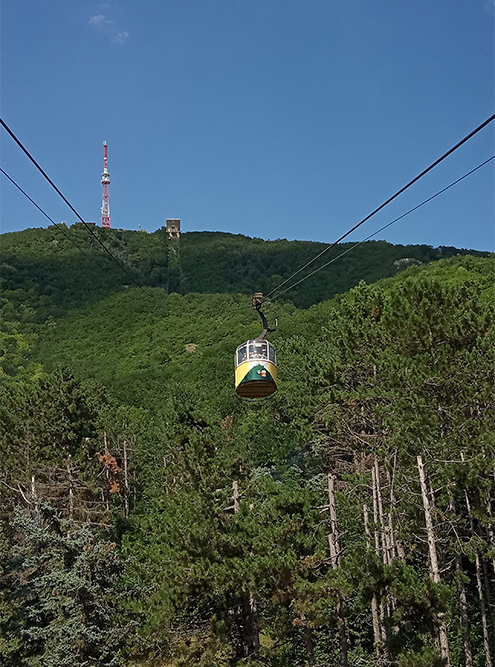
<box><xmin>0</xmin><ymin>227</ymin><xmax>494</xmax><ymax>665</ymax></box>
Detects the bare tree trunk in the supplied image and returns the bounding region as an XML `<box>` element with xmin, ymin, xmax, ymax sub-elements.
<box><xmin>376</xmin><ymin>457</ymin><xmax>399</xmax><ymax>643</ymax></box>
<box><xmin>232</xmin><ymin>479</ymin><xmax>240</xmax><ymax>513</ymax></box>
<box><xmin>417</xmin><ymin>455</ymin><xmax>450</xmax><ymax>666</ymax></box>
<box><xmin>374</xmin><ymin>457</ymin><xmax>391</xmax><ymax>565</ymax></box>
<box><xmin>474</xmin><ymin>552</ymin><xmax>492</xmax><ymax>667</ymax></box>
<box><xmin>327</xmin><ymin>473</ymin><xmax>349</xmax><ymax>667</ymax></box>
<box><xmin>67</xmin><ymin>456</ymin><xmax>74</xmax><ymax>520</ymax></box>
<box><xmin>482</xmin><ymin>558</ymin><xmax>495</xmax><ymax>647</ymax></box>
<box><xmin>123</xmin><ymin>440</ymin><xmax>130</xmax><ymax>519</ymax></box>
<box><xmin>387</xmin><ymin>452</ymin><xmax>405</xmax><ymax>561</ymax></box>
<box><xmin>371</xmin><ymin>465</ymin><xmax>381</xmax><ymax>554</ymax></box>
<box><xmin>364</xmin><ymin>503</ymin><xmax>382</xmax><ymax>656</ymax></box>
<box><xmin>103</xmin><ymin>432</ymin><xmax>110</xmax><ymax>512</ymax></box>
<box><xmin>491</xmin><ymin>466</ymin><xmax>495</xmax><ymax>632</ymax></box>
<box><xmin>31</xmin><ymin>475</ymin><xmax>40</xmax><ymax>524</ymax></box>
<box><xmin>456</xmin><ymin>553</ymin><xmax>473</xmax><ymax>667</ymax></box>
<box><xmin>450</xmin><ymin>494</ymin><xmax>473</xmax><ymax>667</ymax></box>
<box><xmin>328</xmin><ymin>472</ymin><xmax>340</xmax><ymax>568</ymax></box>
<box><xmin>463</xmin><ymin>485</ymin><xmax>492</xmax><ymax>667</ymax></box>
<box><xmin>486</xmin><ymin>495</ymin><xmax>495</xmax><ymax>644</ymax></box>
<box><xmin>386</xmin><ymin>465</ymin><xmax>397</xmax><ymax>562</ymax></box>
<box><xmin>371</xmin><ymin>464</ymin><xmax>388</xmax><ymax>647</ymax></box>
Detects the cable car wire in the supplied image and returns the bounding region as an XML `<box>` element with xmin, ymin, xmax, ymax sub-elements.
<box><xmin>2</xmin><ymin>114</ymin><xmax>493</xmax><ymax>306</ymax></box>
<box><xmin>271</xmin><ymin>154</ymin><xmax>495</xmax><ymax>301</ymax></box>
<box><xmin>0</xmin><ymin>167</ymin><xmax>87</xmax><ymax>255</ymax></box>
<box><xmin>0</xmin><ymin>118</ymin><xmax>153</xmax><ymax>298</ymax></box>
<box><xmin>265</xmin><ymin>113</ymin><xmax>495</xmax><ymax>301</ymax></box>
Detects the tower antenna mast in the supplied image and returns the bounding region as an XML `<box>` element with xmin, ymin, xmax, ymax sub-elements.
<box><xmin>101</xmin><ymin>141</ymin><xmax>111</xmax><ymax>228</ymax></box>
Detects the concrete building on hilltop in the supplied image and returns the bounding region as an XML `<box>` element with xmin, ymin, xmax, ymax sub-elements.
<box><xmin>166</xmin><ymin>219</ymin><xmax>180</xmax><ymax>239</ymax></box>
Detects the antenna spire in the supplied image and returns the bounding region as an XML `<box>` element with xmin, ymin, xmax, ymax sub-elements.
<box><xmin>101</xmin><ymin>141</ymin><xmax>111</xmax><ymax>228</ymax></box>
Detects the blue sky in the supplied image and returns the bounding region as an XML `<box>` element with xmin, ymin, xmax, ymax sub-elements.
<box><xmin>1</xmin><ymin>0</ymin><xmax>494</xmax><ymax>250</ymax></box>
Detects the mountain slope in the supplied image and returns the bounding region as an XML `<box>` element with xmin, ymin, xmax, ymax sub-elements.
<box><xmin>1</xmin><ymin>226</ymin><xmax>489</xmax><ymax>320</ymax></box>
<box><xmin>1</xmin><ymin>242</ymin><xmax>494</xmax><ymax>666</ymax></box>
<box><xmin>30</xmin><ymin>254</ymin><xmax>494</xmax><ymax>412</ymax></box>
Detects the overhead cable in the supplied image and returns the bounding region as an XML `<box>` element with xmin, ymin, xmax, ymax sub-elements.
<box><xmin>266</xmin><ymin>113</ymin><xmax>495</xmax><ymax>300</ymax></box>
<box><xmin>271</xmin><ymin>155</ymin><xmax>495</xmax><ymax>300</ymax></box>
<box><xmin>0</xmin><ymin>118</ymin><xmax>152</xmax><ymax>298</ymax></box>
<box><xmin>0</xmin><ymin>167</ymin><xmax>86</xmax><ymax>255</ymax></box>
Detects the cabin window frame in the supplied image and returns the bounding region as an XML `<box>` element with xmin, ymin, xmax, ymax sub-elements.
<box><xmin>236</xmin><ymin>340</ymin><xmax>276</xmax><ymax>368</ymax></box>
<box><xmin>248</xmin><ymin>340</ymin><xmax>268</xmax><ymax>361</ymax></box>
<box><xmin>237</xmin><ymin>344</ymin><xmax>248</xmax><ymax>366</ymax></box>
<box><xmin>268</xmin><ymin>343</ymin><xmax>276</xmax><ymax>364</ymax></box>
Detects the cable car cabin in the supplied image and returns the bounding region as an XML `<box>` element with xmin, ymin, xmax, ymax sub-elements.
<box><xmin>235</xmin><ymin>339</ymin><xmax>277</xmax><ymax>398</ymax></box>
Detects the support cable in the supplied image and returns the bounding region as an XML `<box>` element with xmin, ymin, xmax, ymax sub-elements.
<box><xmin>0</xmin><ymin>118</ymin><xmax>152</xmax><ymax>298</ymax></box>
<box><xmin>265</xmin><ymin>114</ymin><xmax>495</xmax><ymax>300</ymax></box>
<box><xmin>0</xmin><ymin>167</ymin><xmax>86</xmax><ymax>255</ymax></box>
<box><xmin>271</xmin><ymin>155</ymin><xmax>495</xmax><ymax>301</ymax></box>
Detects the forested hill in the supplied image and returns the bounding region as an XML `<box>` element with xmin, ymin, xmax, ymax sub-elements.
<box><xmin>0</xmin><ymin>225</ymin><xmax>488</xmax><ymax>316</ymax></box>
<box><xmin>1</xmin><ymin>223</ymin><xmax>495</xmax><ymax>666</ymax></box>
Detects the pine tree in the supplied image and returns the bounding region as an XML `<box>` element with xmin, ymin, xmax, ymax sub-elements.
<box><xmin>0</xmin><ymin>504</ymin><xmax>138</xmax><ymax>667</ymax></box>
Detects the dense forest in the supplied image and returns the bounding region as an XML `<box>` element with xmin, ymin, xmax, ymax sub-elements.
<box><xmin>1</xmin><ymin>226</ymin><xmax>494</xmax><ymax>666</ymax></box>
<box><xmin>1</xmin><ymin>225</ymin><xmax>487</xmax><ymax>314</ymax></box>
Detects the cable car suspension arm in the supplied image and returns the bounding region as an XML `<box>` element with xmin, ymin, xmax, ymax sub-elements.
<box><xmin>252</xmin><ymin>293</ymin><xmax>276</xmax><ymax>340</ymax></box>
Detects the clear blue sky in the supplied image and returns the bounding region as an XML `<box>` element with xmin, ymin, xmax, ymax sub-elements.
<box><xmin>1</xmin><ymin>0</ymin><xmax>494</xmax><ymax>250</ymax></box>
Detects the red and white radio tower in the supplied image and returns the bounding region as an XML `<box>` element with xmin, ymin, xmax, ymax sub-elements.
<box><xmin>101</xmin><ymin>141</ymin><xmax>111</xmax><ymax>228</ymax></box>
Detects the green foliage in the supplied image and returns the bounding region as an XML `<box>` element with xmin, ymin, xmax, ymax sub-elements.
<box><xmin>0</xmin><ymin>504</ymin><xmax>138</xmax><ymax>666</ymax></box>
<box><xmin>0</xmin><ymin>367</ymin><xmax>105</xmax><ymax>479</ymax></box>
<box><xmin>1</xmin><ymin>227</ymin><xmax>489</xmax><ymax>325</ymax></box>
<box><xmin>1</xmin><ymin>222</ymin><xmax>495</xmax><ymax>666</ymax></box>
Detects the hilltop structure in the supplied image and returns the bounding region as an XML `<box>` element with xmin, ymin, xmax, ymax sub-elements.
<box><xmin>166</xmin><ymin>219</ymin><xmax>180</xmax><ymax>239</ymax></box>
<box><xmin>101</xmin><ymin>142</ymin><xmax>111</xmax><ymax>229</ymax></box>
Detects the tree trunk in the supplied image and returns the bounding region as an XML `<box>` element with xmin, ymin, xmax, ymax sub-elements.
<box><xmin>327</xmin><ymin>473</ymin><xmax>349</xmax><ymax>667</ymax></box>
<box><xmin>450</xmin><ymin>494</ymin><xmax>473</xmax><ymax>667</ymax></box>
<box><xmin>456</xmin><ymin>553</ymin><xmax>473</xmax><ymax>667</ymax></box>
<box><xmin>123</xmin><ymin>439</ymin><xmax>129</xmax><ymax>519</ymax></box>
<box><xmin>486</xmin><ymin>496</ymin><xmax>495</xmax><ymax>644</ymax></box>
<box><xmin>474</xmin><ymin>551</ymin><xmax>492</xmax><ymax>667</ymax></box>
<box><xmin>371</xmin><ymin>463</ymin><xmax>382</xmax><ymax>558</ymax></box>
<box><xmin>67</xmin><ymin>456</ymin><xmax>74</xmax><ymax>520</ymax></box>
<box><xmin>482</xmin><ymin>558</ymin><xmax>495</xmax><ymax>647</ymax></box>
<box><xmin>232</xmin><ymin>479</ymin><xmax>240</xmax><ymax>513</ymax></box>
<box><xmin>372</xmin><ymin>463</ymin><xmax>388</xmax><ymax>647</ymax></box>
<box><xmin>463</xmin><ymin>483</ymin><xmax>492</xmax><ymax>667</ymax></box>
<box><xmin>327</xmin><ymin>472</ymin><xmax>340</xmax><ymax>568</ymax></box>
<box><xmin>417</xmin><ymin>455</ymin><xmax>450</xmax><ymax>666</ymax></box>
<box><xmin>491</xmin><ymin>465</ymin><xmax>495</xmax><ymax>635</ymax></box>
<box><xmin>374</xmin><ymin>457</ymin><xmax>391</xmax><ymax>566</ymax></box>
<box><xmin>103</xmin><ymin>432</ymin><xmax>110</xmax><ymax>512</ymax></box>
<box><xmin>31</xmin><ymin>475</ymin><xmax>40</xmax><ymax>524</ymax></box>
<box><xmin>387</xmin><ymin>452</ymin><xmax>405</xmax><ymax>561</ymax></box>
<box><xmin>364</xmin><ymin>503</ymin><xmax>382</xmax><ymax>656</ymax></box>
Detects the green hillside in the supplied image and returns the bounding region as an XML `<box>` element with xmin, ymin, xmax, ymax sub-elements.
<box><xmin>1</xmin><ymin>226</ymin><xmax>487</xmax><ymax>319</ymax></box>
<box><xmin>1</xmin><ymin>225</ymin><xmax>494</xmax><ymax>667</ymax></box>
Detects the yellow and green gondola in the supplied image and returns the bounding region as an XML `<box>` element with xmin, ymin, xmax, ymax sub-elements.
<box><xmin>234</xmin><ymin>293</ymin><xmax>277</xmax><ymax>399</ymax></box>
<box><xmin>234</xmin><ymin>339</ymin><xmax>277</xmax><ymax>398</ymax></box>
